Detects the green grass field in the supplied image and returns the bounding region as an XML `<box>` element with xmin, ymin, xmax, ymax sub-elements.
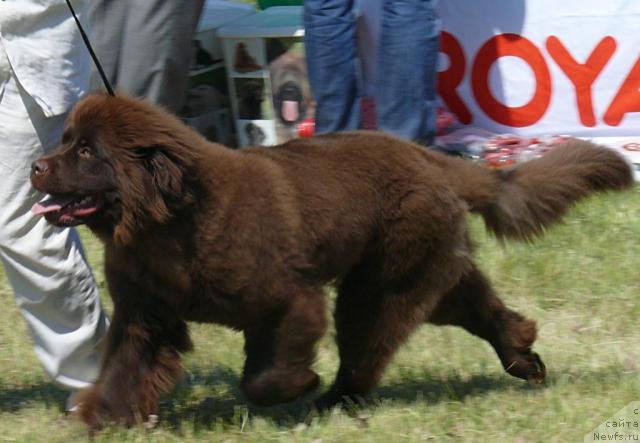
<box><xmin>0</xmin><ymin>185</ymin><xmax>638</xmax><ymax>442</ymax></box>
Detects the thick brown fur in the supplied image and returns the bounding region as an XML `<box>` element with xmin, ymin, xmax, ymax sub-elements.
<box><xmin>30</xmin><ymin>93</ymin><xmax>633</xmax><ymax>429</ymax></box>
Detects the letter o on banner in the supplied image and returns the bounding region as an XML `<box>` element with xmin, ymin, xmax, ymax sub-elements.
<box><xmin>472</xmin><ymin>34</ymin><xmax>552</xmax><ymax>127</ymax></box>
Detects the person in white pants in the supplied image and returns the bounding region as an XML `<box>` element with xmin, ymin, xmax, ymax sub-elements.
<box><xmin>0</xmin><ymin>0</ymin><xmax>108</xmax><ymax>396</ymax></box>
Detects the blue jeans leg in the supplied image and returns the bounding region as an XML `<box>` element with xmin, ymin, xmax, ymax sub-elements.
<box><xmin>304</xmin><ymin>0</ymin><xmax>360</xmax><ymax>134</ymax></box>
<box><xmin>376</xmin><ymin>0</ymin><xmax>440</xmax><ymax>144</ymax></box>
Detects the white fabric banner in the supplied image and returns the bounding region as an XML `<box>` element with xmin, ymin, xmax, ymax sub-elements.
<box><xmin>438</xmin><ymin>0</ymin><xmax>640</xmax><ymax>137</ymax></box>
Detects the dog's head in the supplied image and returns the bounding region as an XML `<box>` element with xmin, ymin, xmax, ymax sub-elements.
<box><xmin>30</xmin><ymin>93</ymin><xmax>200</xmax><ymax>245</ymax></box>
<box><xmin>270</xmin><ymin>51</ymin><xmax>313</xmax><ymax>127</ymax></box>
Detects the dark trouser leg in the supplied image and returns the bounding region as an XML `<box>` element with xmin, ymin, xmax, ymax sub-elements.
<box><xmin>376</xmin><ymin>0</ymin><xmax>440</xmax><ymax>144</ymax></box>
<box><xmin>304</xmin><ymin>0</ymin><xmax>360</xmax><ymax>133</ymax></box>
<box><xmin>91</xmin><ymin>0</ymin><xmax>205</xmax><ymax>112</ymax></box>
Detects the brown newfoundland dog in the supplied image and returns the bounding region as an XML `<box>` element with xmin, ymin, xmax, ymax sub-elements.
<box><xmin>30</xmin><ymin>93</ymin><xmax>632</xmax><ymax>428</ymax></box>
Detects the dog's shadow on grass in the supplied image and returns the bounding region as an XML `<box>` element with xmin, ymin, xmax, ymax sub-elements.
<box><xmin>160</xmin><ymin>366</ymin><xmax>544</xmax><ymax>431</ymax></box>
<box><xmin>0</xmin><ymin>367</ymin><xmax>623</xmax><ymax>431</ymax></box>
<box><xmin>162</xmin><ymin>366</ymin><xmax>310</xmax><ymax>431</ymax></box>
<box><xmin>0</xmin><ymin>382</ymin><xmax>67</xmax><ymax>413</ymax></box>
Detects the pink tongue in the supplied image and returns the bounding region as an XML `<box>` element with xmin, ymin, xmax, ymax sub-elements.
<box><xmin>282</xmin><ymin>100</ymin><xmax>299</xmax><ymax>122</ymax></box>
<box><xmin>31</xmin><ymin>196</ymin><xmax>74</xmax><ymax>215</ymax></box>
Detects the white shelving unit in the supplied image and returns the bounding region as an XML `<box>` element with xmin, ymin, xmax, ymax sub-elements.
<box><xmin>218</xmin><ymin>6</ymin><xmax>315</xmax><ymax>147</ymax></box>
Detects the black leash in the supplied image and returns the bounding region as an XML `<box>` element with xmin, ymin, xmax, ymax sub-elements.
<box><xmin>64</xmin><ymin>0</ymin><xmax>115</xmax><ymax>96</ymax></box>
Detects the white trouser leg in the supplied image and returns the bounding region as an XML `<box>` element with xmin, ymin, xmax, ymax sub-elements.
<box><xmin>0</xmin><ymin>73</ymin><xmax>108</xmax><ymax>390</ymax></box>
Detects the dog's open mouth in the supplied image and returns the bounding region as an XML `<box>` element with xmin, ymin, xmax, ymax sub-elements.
<box><xmin>31</xmin><ymin>194</ymin><xmax>101</xmax><ymax>226</ymax></box>
<box><xmin>281</xmin><ymin>99</ymin><xmax>300</xmax><ymax>123</ymax></box>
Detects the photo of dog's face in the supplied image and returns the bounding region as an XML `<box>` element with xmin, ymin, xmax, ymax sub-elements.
<box><xmin>244</xmin><ymin>122</ymin><xmax>266</xmax><ymax>146</ymax></box>
<box><xmin>233</xmin><ymin>41</ymin><xmax>263</xmax><ymax>73</ymax></box>
<box><xmin>236</xmin><ymin>79</ymin><xmax>266</xmax><ymax>120</ymax></box>
<box><xmin>268</xmin><ymin>39</ymin><xmax>315</xmax><ymax>141</ymax></box>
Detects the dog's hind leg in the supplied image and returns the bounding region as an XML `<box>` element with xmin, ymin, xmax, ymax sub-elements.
<box><xmin>427</xmin><ymin>264</ymin><xmax>546</xmax><ymax>383</ymax></box>
<box><xmin>240</xmin><ymin>286</ymin><xmax>326</xmax><ymax>406</ymax></box>
<box><xmin>318</xmin><ymin>189</ymin><xmax>475</xmax><ymax>408</ymax></box>
<box><xmin>317</xmin><ymin>267</ymin><xmax>435</xmax><ymax>409</ymax></box>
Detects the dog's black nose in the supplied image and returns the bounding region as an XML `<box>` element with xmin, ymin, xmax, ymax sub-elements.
<box><xmin>31</xmin><ymin>160</ymin><xmax>49</xmax><ymax>177</ymax></box>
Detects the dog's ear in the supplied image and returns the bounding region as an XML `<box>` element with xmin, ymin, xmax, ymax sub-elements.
<box><xmin>114</xmin><ymin>146</ymin><xmax>195</xmax><ymax>245</ymax></box>
<box><xmin>135</xmin><ymin>147</ymin><xmax>189</xmax><ymax>205</ymax></box>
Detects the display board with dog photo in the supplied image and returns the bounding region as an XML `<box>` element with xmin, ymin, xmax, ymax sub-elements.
<box><xmin>220</xmin><ymin>7</ymin><xmax>315</xmax><ymax>148</ymax></box>
<box><xmin>224</xmin><ymin>37</ymin><xmax>277</xmax><ymax>147</ymax></box>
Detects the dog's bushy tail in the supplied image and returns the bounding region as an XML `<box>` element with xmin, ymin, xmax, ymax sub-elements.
<box><xmin>442</xmin><ymin>140</ymin><xmax>634</xmax><ymax>241</ymax></box>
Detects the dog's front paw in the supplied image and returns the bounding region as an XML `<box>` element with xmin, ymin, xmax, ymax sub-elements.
<box><xmin>74</xmin><ymin>388</ymin><xmax>108</xmax><ymax>431</ymax></box>
<box><xmin>74</xmin><ymin>387</ymin><xmax>156</xmax><ymax>431</ymax></box>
